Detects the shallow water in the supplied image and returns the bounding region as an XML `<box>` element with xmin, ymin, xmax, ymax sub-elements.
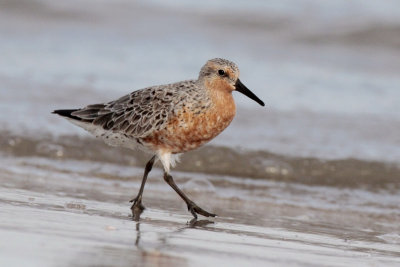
<box><xmin>1</xmin><ymin>156</ymin><xmax>400</xmax><ymax>267</ymax></box>
<box><xmin>1</xmin><ymin>0</ymin><xmax>400</xmax><ymax>266</ymax></box>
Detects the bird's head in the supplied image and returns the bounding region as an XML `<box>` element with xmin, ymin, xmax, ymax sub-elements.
<box><xmin>198</xmin><ymin>58</ymin><xmax>264</xmax><ymax>106</ymax></box>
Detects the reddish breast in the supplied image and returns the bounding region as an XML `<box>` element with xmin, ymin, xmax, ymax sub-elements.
<box><xmin>143</xmin><ymin>90</ymin><xmax>236</xmax><ymax>153</ymax></box>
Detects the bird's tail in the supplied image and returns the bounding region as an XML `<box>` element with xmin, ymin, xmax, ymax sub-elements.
<box><xmin>52</xmin><ymin>109</ymin><xmax>81</xmax><ymax>120</ymax></box>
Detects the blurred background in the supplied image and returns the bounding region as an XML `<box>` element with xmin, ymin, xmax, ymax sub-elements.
<box><xmin>1</xmin><ymin>1</ymin><xmax>400</xmax><ymax>266</ymax></box>
<box><xmin>1</xmin><ymin>0</ymin><xmax>399</xmax><ymax>162</ymax></box>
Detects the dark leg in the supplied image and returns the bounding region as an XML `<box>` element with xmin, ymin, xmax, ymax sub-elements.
<box><xmin>163</xmin><ymin>172</ymin><xmax>216</xmax><ymax>219</ymax></box>
<box><xmin>130</xmin><ymin>155</ymin><xmax>156</xmax><ymax>213</ymax></box>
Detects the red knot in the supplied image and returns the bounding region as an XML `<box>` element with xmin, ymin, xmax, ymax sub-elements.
<box><xmin>53</xmin><ymin>58</ymin><xmax>264</xmax><ymax>220</ymax></box>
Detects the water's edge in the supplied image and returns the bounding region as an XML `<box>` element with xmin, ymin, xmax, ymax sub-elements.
<box><xmin>2</xmin><ymin>130</ymin><xmax>398</xmax><ymax>189</ymax></box>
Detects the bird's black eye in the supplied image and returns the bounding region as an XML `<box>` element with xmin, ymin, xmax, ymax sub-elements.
<box><xmin>218</xmin><ymin>69</ymin><xmax>225</xmax><ymax>76</ymax></box>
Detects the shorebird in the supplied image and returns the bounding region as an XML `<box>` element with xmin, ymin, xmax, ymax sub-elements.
<box><xmin>53</xmin><ymin>58</ymin><xmax>264</xmax><ymax>219</ymax></box>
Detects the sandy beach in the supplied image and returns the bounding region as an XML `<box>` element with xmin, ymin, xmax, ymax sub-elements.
<box><xmin>1</xmin><ymin>155</ymin><xmax>400</xmax><ymax>267</ymax></box>
<box><xmin>1</xmin><ymin>135</ymin><xmax>400</xmax><ymax>266</ymax></box>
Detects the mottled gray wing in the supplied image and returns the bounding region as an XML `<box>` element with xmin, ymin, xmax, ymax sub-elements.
<box><xmin>71</xmin><ymin>81</ymin><xmax>195</xmax><ymax>137</ymax></box>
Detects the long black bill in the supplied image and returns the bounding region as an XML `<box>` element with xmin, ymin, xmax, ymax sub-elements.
<box><xmin>235</xmin><ymin>79</ymin><xmax>265</xmax><ymax>106</ymax></box>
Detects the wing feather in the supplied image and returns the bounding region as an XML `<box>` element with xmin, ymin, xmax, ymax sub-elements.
<box><xmin>70</xmin><ymin>80</ymin><xmax>197</xmax><ymax>138</ymax></box>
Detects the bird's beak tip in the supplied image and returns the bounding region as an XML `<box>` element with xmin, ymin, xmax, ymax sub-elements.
<box><xmin>235</xmin><ymin>79</ymin><xmax>265</xmax><ymax>107</ymax></box>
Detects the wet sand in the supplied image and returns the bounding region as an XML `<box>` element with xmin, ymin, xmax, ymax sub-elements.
<box><xmin>1</xmin><ymin>155</ymin><xmax>399</xmax><ymax>267</ymax></box>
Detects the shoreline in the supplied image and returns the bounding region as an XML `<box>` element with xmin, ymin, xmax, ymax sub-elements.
<box><xmin>2</xmin><ymin>131</ymin><xmax>400</xmax><ymax>189</ymax></box>
<box><xmin>1</xmin><ymin>154</ymin><xmax>399</xmax><ymax>267</ymax></box>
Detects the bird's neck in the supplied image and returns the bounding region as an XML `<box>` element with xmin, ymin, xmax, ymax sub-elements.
<box><xmin>204</xmin><ymin>83</ymin><xmax>236</xmax><ymax>121</ymax></box>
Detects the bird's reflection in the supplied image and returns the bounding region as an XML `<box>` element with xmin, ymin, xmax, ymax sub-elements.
<box><xmin>135</xmin><ymin>222</ymin><xmax>141</xmax><ymax>247</ymax></box>
<box><xmin>133</xmin><ymin>216</ymin><xmax>215</xmax><ymax>248</ymax></box>
<box><xmin>187</xmin><ymin>218</ymin><xmax>214</xmax><ymax>228</ymax></box>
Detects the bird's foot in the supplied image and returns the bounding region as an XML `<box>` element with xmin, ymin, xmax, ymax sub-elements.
<box><xmin>129</xmin><ymin>196</ymin><xmax>145</xmax><ymax>208</ymax></box>
<box><xmin>129</xmin><ymin>195</ymin><xmax>139</xmax><ymax>203</ymax></box>
<box><xmin>187</xmin><ymin>201</ymin><xmax>216</xmax><ymax>219</ymax></box>
<box><xmin>130</xmin><ymin>196</ymin><xmax>145</xmax><ymax>221</ymax></box>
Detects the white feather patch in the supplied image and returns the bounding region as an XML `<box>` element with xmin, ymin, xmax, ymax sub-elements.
<box><xmin>66</xmin><ymin>119</ymin><xmax>140</xmax><ymax>150</ymax></box>
<box><xmin>157</xmin><ymin>151</ymin><xmax>181</xmax><ymax>173</ymax></box>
